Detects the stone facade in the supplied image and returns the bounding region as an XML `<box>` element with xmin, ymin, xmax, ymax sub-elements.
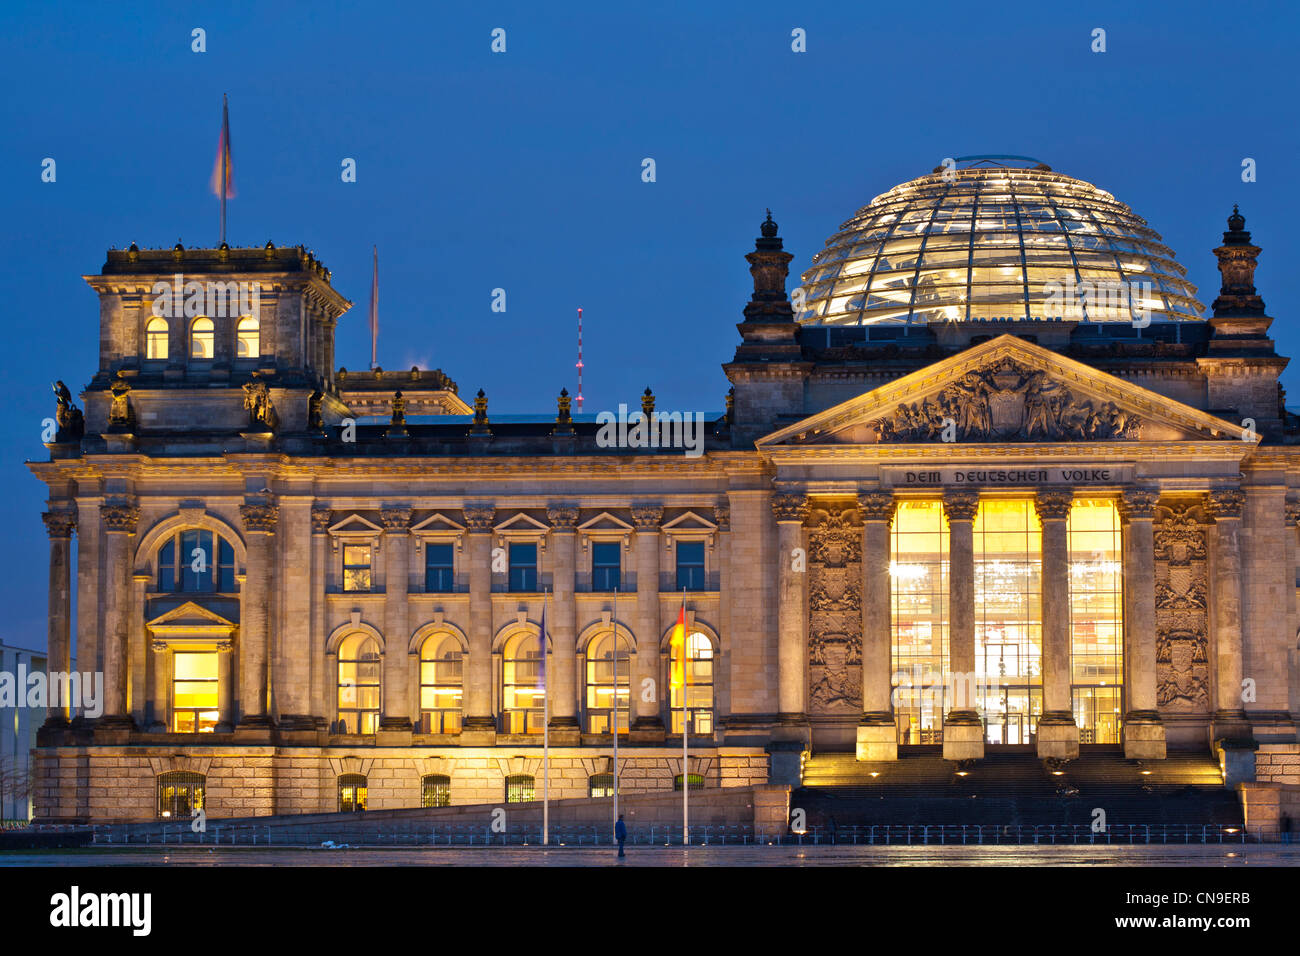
<box><xmin>27</xmin><ymin>183</ymin><xmax>1300</xmax><ymax>822</ymax></box>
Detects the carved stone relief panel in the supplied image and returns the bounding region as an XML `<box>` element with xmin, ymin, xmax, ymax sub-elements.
<box><xmin>1153</xmin><ymin>500</ymin><xmax>1210</xmax><ymax>712</ymax></box>
<box><xmin>807</xmin><ymin>501</ymin><xmax>863</xmax><ymax>715</ymax></box>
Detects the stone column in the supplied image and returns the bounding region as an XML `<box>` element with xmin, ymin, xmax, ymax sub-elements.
<box><xmin>942</xmin><ymin>490</ymin><xmax>983</xmax><ymax>760</ymax></box>
<box><xmin>1035</xmin><ymin>489</ymin><xmax>1078</xmax><ymax>760</ymax></box>
<box><xmin>41</xmin><ymin>510</ymin><xmax>75</xmax><ymax>728</ymax></box>
<box><xmin>461</xmin><ymin>503</ymin><xmax>496</xmax><ymax>742</ymax></box>
<box><xmin>309</xmin><ymin>507</ymin><xmax>331</xmax><ymax>728</ymax></box>
<box><xmin>378</xmin><ymin>507</ymin><xmax>414</xmax><ymax>739</ymax></box>
<box><xmin>98</xmin><ymin>503</ymin><xmax>139</xmax><ymax>734</ymax></box>
<box><xmin>276</xmin><ymin>499</ymin><xmax>314</xmax><ymax>733</ymax></box>
<box><xmin>856</xmin><ymin>492</ymin><xmax>896</xmax><ymax>761</ymax></box>
<box><xmin>74</xmin><ymin>496</ymin><xmax>102</xmax><ymax>722</ymax></box>
<box><xmin>1206</xmin><ymin>490</ymin><xmax>1252</xmax><ymax>745</ymax></box>
<box><xmin>631</xmin><ymin>504</ymin><xmax>666</xmax><ymax>741</ymax></box>
<box><xmin>1119</xmin><ymin>488</ymin><xmax>1165</xmax><ymax>759</ymax></box>
<box><xmin>772</xmin><ymin>493</ymin><xmax>809</xmax><ymax>739</ymax></box>
<box><xmin>546</xmin><ymin>505</ymin><xmax>581</xmax><ymax>743</ymax></box>
<box><xmin>1286</xmin><ymin>501</ymin><xmax>1300</xmax><ymax>721</ymax></box>
<box><xmin>150</xmin><ymin>643</ymin><xmax>170</xmax><ymax>732</ymax></box>
<box><xmin>237</xmin><ymin>502</ymin><xmax>278</xmax><ymax>735</ymax></box>
<box><xmin>217</xmin><ymin>644</ymin><xmax>234</xmax><ymax>731</ymax></box>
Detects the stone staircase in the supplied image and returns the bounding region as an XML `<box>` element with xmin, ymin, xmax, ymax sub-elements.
<box><xmin>794</xmin><ymin>751</ymin><xmax>1241</xmax><ymax>828</ymax></box>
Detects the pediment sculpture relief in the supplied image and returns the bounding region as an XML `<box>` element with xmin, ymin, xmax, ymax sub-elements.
<box><xmin>874</xmin><ymin>357</ymin><xmax>1142</xmax><ymax>442</ymax></box>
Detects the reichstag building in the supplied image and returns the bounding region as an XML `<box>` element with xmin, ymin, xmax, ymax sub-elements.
<box><xmin>30</xmin><ymin>157</ymin><xmax>1300</xmax><ymax>821</ymax></box>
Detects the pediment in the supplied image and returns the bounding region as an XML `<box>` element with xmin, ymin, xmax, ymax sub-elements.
<box><xmin>577</xmin><ymin>511</ymin><xmax>635</xmax><ymax>533</ymax></box>
<box><xmin>328</xmin><ymin>514</ymin><xmax>384</xmax><ymax>535</ymax></box>
<box><xmin>759</xmin><ymin>335</ymin><xmax>1249</xmax><ymax>447</ymax></box>
<box><xmin>661</xmin><ymin>510</ymin><xmax>718</xmax><ymax>533</ymax></box>
<box><xmin>494</xmin><ymin>512</ymin><xmax>551</xmax><ymax>534</ymax></box>
<box><xmin>410</xmin><ymin>512</ymin><xmax>466</xmax><ymax>535</ymax></box>
<box><xmin>146</xmin><ymin>600</ymin><xmax>237</xmax><ymax>631</ymax></box>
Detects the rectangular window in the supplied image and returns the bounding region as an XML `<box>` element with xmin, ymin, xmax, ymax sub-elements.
<box><xmin>343</xmin><ymin>545</ymin><xmax>372</xmax><ymax>592</ymax></box>
<box><xmin>1068</xmin><ymin>498</ymin><xmax>1124</xmax><ymax>745</ymax></box>
<box><xmin>172</xmin><ymin>651</ymin><xmax>219</xmax><ymax>733</ymax></box>
<box><xmin>424</xmin><ymin>543</ymin><xmax>455</xmax><ymax>592</ymax></box>
<box><xmin>508</xmin><ymin>542</ymin><xmax>537</xmax><ymax>592</ymax></box>
<box><xmin>675</xmin><ymin>541</ymin><xmax>706</xmax><ymax>591</ymax></box>
<box><xmin>591</xmin><ymin>541</ymin><xmax>621</xmax><ymax>591</ymax></box>
<box><xmin>891</xmin><ymin>499</ymin><xmax>949</xmax><ymax>745</ymax></box>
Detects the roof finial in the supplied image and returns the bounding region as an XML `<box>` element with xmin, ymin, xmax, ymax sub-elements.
<box><xmin>761</xmin><ymin>209</ymin><xmax>778</xmax><ymax>238</ymax></box>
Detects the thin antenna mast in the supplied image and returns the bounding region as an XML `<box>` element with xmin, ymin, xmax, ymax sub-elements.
<box><xmin>575</xmin><ymin>307</ymin><xmax>584</xmax><ymax>413</ymax></box>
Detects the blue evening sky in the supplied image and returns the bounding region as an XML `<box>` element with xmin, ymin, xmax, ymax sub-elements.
<box><xmin>1</xmin><ymin>0</ymin><xmax>1296</xmax><ymax>648</ymax></box>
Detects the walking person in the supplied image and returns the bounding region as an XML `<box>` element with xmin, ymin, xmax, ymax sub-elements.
<box><xmin>1282</xmin><ymin>813</ymin><xmax>1292</xmax><ymax>845</ymax></box>
<box><xmin>615</xmin><ymin>814</ymin><xmax>627</xmax><ymax>858</ymax></box>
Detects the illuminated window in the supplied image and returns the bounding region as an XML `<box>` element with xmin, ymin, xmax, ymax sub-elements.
<box><xmin>190</xmin><ymin>317</ymin><xmax>214</xmax><ymax>359</ymax></box>
<box><xmin>343</xmin><ymin>545</ymin><xmax>372</xmax><ymax>592</ymax></box>
<box><xmin>591</xmin><ymin>542</ymin><xmax>621</xmax><ymax>591</ymax></box>
<box><xmin>338</xmin><ymin>773</ymin><xmax>367</xmax><ymax>812</ymax></box>
<box><xmin>424</xmin><ymin>543</ymin><xmax>455</xmax><ymax>592</ymax></box>
<box><xmin>337</xmin><ymin>634</ymin><xmax>381</xmax><ymax>734</ymax></box>
<box><xmin>157</xmin><ymin>771</ymin><xmax>205</xmax><ymax>819</ymax></box>
<box><xmin>675</xmin><ymin>541</ymin><xmax>706</xmax><ymax>590</ymax></box>
<box><xmin>584</xmin><ymin>631</ymin><xmax>630</xmax><ymax>734</ymax></box>
<box><xmin>421</xmin><ymin>774</ymin><xmax>451</xmax><ymax>808</ymax></box>
<box><xmin>588</xmin><ymin>773</ymin><xmax>615</xmax><ymax>798</ymax></box>
<box><xmin>508</xmin><ymin>543</ymin><xmax>537</xmax><ymax>592</ymax></box>
<box><xmin>501</xmin><ymin>631</ymin><xmax>544</xmax><ymax>734</ymax></box>
<box><xmin>672</xmin><ymin>773</ymin><xmax>704</xmax><ymax>792</ymax></box>
<box><xmin>505</xmin><ymin>774</ymin><xmax>535</xmax><ymax>803</ymax></box>
<box><xmin>669</xmin><ymin>632</ymin><xmax>713</xmax><ymax>735</ymax></box>
<box><xmin>974</xmin><ymin>499</ymin><xmax>1043</xmax><ymax>746</ymax></box>
<box><xmin>235</xmin><ymin>316</ymin><xmax>259</xmax><ymax>358</ymax></box>
<box><xmin>146</xmin><ymin>318</ymin><xmax>169</xmax><ymax>360</ymax></box>
<box><xmin>419</xmin><ymin>634</ymin><xmax>462</xmax><ymax>734</ymax></box>
<box><xmin>1069</xmin><ymin>498</ymin><xmax>1124</xmax><ymax>744</ymax></box>
<box><xmin>890</xmin><ymin>499</ymin><xmax>949</xmax><ymax>745</ymax></box>
<box><xmin>156</xmin><ymin>529</ymin><xmax>236</xmax><ymax>592</ymax></box>
<box><xmin>172</xmin><ymin>651</ymin><xmax>219</xmax><ymax>733</ymax></box>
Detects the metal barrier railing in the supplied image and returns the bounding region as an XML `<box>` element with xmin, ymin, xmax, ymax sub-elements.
<box><xmin>86</xmin><ymin>822</ymin><xmax>1270</xmax><ymax>847</ymax></box>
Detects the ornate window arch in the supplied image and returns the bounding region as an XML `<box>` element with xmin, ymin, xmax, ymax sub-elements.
<box><xmin>146</xmin><ymin>317</ymin><xmax>169</xmax><ymax>360</ymax></box>
<box><xmin>190</xmin><ymin>316</ymin><xmax>215</xmax><ymax>359</ymax></box>
<box><xmin>336</xmin><ymin>632</ymin><xmax>382</xmax><ymax>735</ymax></box>
<box><xmin>661</xmin><ymin>619</ymin><xmax>718</xmax><ymax>737</ymax></box>
<box><xmin>236</xmin><ymin>315</ymin><xmax>259</xmax><ymax>359</ymax></box>
<box><xmin>495</xmin><ymin>620</ymin><xmax>547</xmax><ymax>735</ymax></box>
<box><xmin>134</xmin><ymin>512</ymin><xmax>246</xmax><ymax>576</ymax></box>
<box><xmin>579</xmin><ymin>621</ymin><xmax>633</xmax><ymax>736</ymax></box>
<box><xmin>417</xmin><ymin>630</ymin><xmax>464</xmax><ymax>734</ymax></box>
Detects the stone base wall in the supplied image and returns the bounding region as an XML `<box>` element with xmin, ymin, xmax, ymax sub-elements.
<box><xmin>32</xmin><ymin>746</ymin><xmax>770</xmax><ymax>823</ymax></box>
<box><xmin>1255</xmin><ymin>743</ymin><xmax>1300</xmax><ymax>785</ymax></box>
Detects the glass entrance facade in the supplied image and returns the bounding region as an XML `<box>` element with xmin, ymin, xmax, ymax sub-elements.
<box><xmin>890</xmin><ymin>499</ymin><xmax>949</xmax><ymax>744</ymax></box>
<box><xmin>1068</xmin><ymin>498</ymin><xmax>1124</xmax><ymax>744</ymax></box>
<box><xmin>974</xmin><ymin>499</ymin><xmax>1043</xmax><ymax>746</ymax></box>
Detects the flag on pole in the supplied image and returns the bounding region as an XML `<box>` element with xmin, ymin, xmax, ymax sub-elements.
<box><xmin>368</xmin><ymin>246</ymin><xmax>379</xmax><ymax>369</ymax></box>
<box><xmin>669</xmin><ymin>603</ymin><xmax>687</xmax><ymax>690</ymax></box>
<box><xmin>210</xmin><ymin>94</ymin><xmax>234</xmax><ymax>246</ymax></box>
<box><xmin>209</xmin><ymin>95</ymin><xmax>235</xmax><ymax>199</ymax></box>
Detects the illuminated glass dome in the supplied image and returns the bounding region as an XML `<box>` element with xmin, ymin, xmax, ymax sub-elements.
<box><xmin>795</xmin><ymin>157</ymin><xmax>1204</xmax><ymax>326</ymax></box>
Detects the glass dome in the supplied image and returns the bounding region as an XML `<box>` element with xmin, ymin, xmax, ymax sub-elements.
<box><xmin>795</xmin><ymin>158</ymin><xmax>1204</xmax><ymax>326</ymax></box>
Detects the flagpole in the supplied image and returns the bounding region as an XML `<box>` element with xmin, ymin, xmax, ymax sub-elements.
<box><xmin>682</xmin><ymin>589</ymin><xmax>688</xmax><ymax>847</ymax></box>
<box><xmin>219</xmin><ymin>94</ymin><xmax>229</xmax><ymax>245</ymax></box>
<box><xmin>612</xmin><ymin>587</ymin><xmax>619</xmax><ymax>835</ymax></box>
<box><xmin>543</xmin><ymin>589</ymin><xmax>550</xmax><ymax>846</ymax></box>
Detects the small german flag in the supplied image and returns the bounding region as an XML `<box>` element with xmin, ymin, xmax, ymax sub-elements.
<box><xmin>669</xmin><ymin>603</ymin><xmax>687</xmax><ymax>689</ymax></box>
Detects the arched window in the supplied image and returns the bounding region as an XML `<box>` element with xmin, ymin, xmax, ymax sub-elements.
<box><xmin>669</xmin><ymin>632</ymin><xmax>714</xmax><ymax>735</ymax></box>
<box><xmin>505</xmin><ymin>774</ymin><xmax>535</xmax><ymax>803</ymax></box>
<box><xmin>156</xmin><ymin>529</ymin><xmax>236</xmax><ymax>592</ymax></box>
<box><xmin>501</xmin><ymin>631</ymin><xmax>544</xmax><ymax>734</ymax></box>
<box><xmin>421</xmin><ymin>774</ymin><xmax>451</xmax><ymax>808</ymax></box>
<box><xmin>589</xmin><ymin>772</ymin><xmax>615</xmax><ymax>798</ymax></box>
<box><xmin>337</xmin><ymin>634</ymin><xmax>381</xmax><ymax>734</ymax></box>
<box><xmin>235</xmin><ymin>315</ymin><xmax>259</xmax><ymax>358</ymax></box>
<box><xmin>584</xmin><ymin>631</ymin><xmax>630</xmax><ymax>734</ymax></box>
<box><xmin>146</xmin><ymin>317</ymin><xmax>169</xmax><ymax>360</ymax></box>
<box><xmin>673</xmin><ymin>773</ymin><xmax>704</xmax><ymax>792</ymax></box>
<box><xmin>157</xmin><ymin>770</ymin><xmax>205</xmax><ymax>819</ymax></box>
<box><xmin>419</xmin><ymin>634</ymin><xmax>463</xmax><ymax>734</ymax></box>
<box><xmin>338</xmin><ymin>773</ymin><xmax>367</xmax><ymax>812</ymax></box>
<box><xmin>190</xmin><ymin>317</ymin><xmax>215</xmax><ymax>359</ymax></box>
